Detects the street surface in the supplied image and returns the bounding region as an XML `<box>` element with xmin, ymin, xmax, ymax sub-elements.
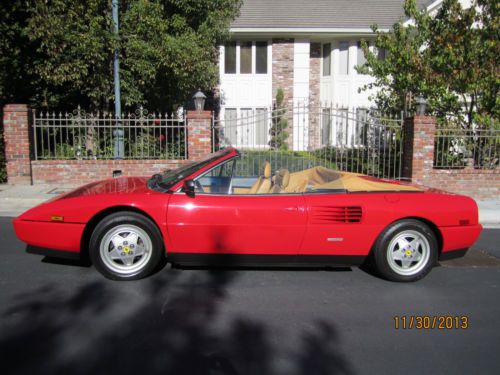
<box><xmin>0</xmin><ymin>217</ymin><xmax>499</xmax><ymax>374</ymax></box>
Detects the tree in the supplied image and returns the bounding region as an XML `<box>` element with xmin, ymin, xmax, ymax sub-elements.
<box><xmin>269</xmin><ymin>88</ymin><xmax>289</xmax><ymax>150</ymax></box>
<box><xmin>119</xmin><ymin>0</ymin><xmax>242</xmax><ymax>110</ymax></box>
<box><xmin>2</xmin><ymin>0</ymin><xmax>242</xmax><ymax>111</ymax></box>
<box><xmin>0</xmin><ymin>1</ymin><xmax>34</xmax><ymax>107</ymax></box>
<box><xmin>357</xmin><ymin>0</ymin><xmax>499</xmax><ymax>127</ymax></box>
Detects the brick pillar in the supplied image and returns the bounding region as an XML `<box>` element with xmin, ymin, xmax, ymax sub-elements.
<box><xmin>187</xmin><ymin>110</ymin><xmax>212</xmax><ymax>161</ymax></box>
<box><xmin>3</xmin><ymin>104</ymin><xmax>32</xmax><ymax>184</ymax></box>
<box><xmin>403</xmin><ymin>115</ymin><xmax>436</xmax><ymax>183</ymax></box>
<box><xmin>309</xmin><ymin>42</ymin><xmax>321</xmax><ymax>149</ymax></box>
<box><xmin>272</xmin><ymin>39</ymin><xmax>294</xmax><ymax>149</ymax></box>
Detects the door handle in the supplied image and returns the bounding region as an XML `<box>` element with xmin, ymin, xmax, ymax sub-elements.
<box><xmin>285</xmin><ymin>207</ymin><xmax>299</xmax><ymax>211</ymax></box>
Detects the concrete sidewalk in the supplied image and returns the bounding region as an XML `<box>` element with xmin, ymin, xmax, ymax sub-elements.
<box><xmin>0</xmin><ymin>183</ymin><xmax>498</xmax><ymax>227</ymax></box>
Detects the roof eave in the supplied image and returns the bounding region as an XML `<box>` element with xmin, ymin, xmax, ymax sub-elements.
<box><xmin>229</xmin><ymin>27</ymin><xmax>388</xmax><ymax>38</ymax></box>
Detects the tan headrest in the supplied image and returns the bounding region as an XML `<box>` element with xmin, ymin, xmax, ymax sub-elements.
<box><xmin>282</xmin><ymin>170</ymin><xmax>290</xmax><ymax>188</ymax></box>
<box><xmin>275</xmin><ymin>169</ymin><xmax>290</xmax><ymax>188</ymax></box>
<box><xmin>263</xmin><ymin>161</ymin><xmax>271</xmax><ymax>178</ymax></box>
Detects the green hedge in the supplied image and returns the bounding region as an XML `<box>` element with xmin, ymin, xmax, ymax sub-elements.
<box><xmin>236</xmin><ymin>148</ymin><xmax>402</xmax><ymax>179</ymax></box>
<box><xmin>236</xmin><ymin>150</ymin><xmax>336</xmax><ymax>177</ymax></box>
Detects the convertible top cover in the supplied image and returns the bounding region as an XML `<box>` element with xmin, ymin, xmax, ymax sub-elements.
<box><xmin>287</xmin><ymin>166</ymin><xmax>422</xmax><ymax>193</ymax></box>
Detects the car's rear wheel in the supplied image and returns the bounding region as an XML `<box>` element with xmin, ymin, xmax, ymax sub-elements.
<box><xmin>89</xmin><ymin>212</ymin><xmax>164</xmax><ymax>280</ymax></box>
<box><xmin>372</xmin><ymin>219</ymin><xmax>438</xmax><ymax>282</ymax></box>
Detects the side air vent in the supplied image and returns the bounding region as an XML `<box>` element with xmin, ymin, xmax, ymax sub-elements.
<box><xmin>311</xmin><ymin>206</ymin><xmax>362</xmax><ymax>224</ymax></box>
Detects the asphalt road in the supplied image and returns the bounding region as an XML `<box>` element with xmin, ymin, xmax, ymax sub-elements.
<box><xmin>1</xmin><ymin>217</ymin><xmax>499</xmax><ymax>375</ymax></box>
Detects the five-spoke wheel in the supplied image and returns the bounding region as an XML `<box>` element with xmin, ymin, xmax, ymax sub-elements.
<box><xmin>372</xmin><ymin>219</ymin><xmax>438</xmax><ymax>282</ymax></box>
<box><xmin>89</xmin><ymin>212</ymin><xmax>164</xmax><ymax>280</ymax></box>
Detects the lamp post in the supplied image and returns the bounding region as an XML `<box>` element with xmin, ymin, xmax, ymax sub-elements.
<box><xmin>193</xmin><ymin>89</ymin><xmax>206</xmax><ymax>112</ymax></box>
<box><xmin>112</xmin><ymin>0</ymin><xmax>124</xmax><ymax>159</ymax></box>
<box><xmin>415</xmin><ymin>94</ymin><xmax>427</xmax><ymax>116</ymax></box>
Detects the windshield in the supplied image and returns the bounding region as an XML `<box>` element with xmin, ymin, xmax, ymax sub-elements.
<box><xmin>148</xmin><ymin>149</ymin><xmax>234</xmax><ymax>192</ymax></box>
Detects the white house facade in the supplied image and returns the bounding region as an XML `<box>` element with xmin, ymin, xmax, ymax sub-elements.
<box><xmin>216</xmin><ymin>0</ymin><xmax>433</xmax><ymax>150</ymax></box>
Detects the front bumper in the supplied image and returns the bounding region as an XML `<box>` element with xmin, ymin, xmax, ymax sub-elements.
<box><xmin>13</xmin><ymin>218</ymin><xmax>85</xmax><ymax>253</ymax></box>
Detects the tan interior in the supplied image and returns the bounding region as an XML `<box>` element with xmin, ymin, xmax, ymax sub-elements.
<box><xmin>285</xmin><ymin>166</ymin><xmax>421</xmax><ymax>193</ymax></box>
<box><xmin>269</xmin><ymin>169</ymin><xmax>290</xmax><ymax>193</ymax></box>
<box><xmin>248</xmin><ymin>161</ymin><xmax>272</xmax><ymax>194</ymax></box>
<box><xmin>203</xmin><ymin>164</ymin><xmax>421</xmax><ymax>195</ymax></box>
<box><xmin>245</xmin><ymin>166</ymin><xmax>421</xmax><ymax>194</ymax></box>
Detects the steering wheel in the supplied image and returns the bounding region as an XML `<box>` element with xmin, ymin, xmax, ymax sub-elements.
<box><xmin>194</xmin><ymin>180</ymin><xmax>205</xmax><ymax>193</ymax></box>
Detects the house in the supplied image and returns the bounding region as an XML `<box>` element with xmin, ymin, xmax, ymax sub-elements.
<box><xmin>216</xmin><ymin>0</ymin><xmax>430</xmax><ymax>150</ymax></box>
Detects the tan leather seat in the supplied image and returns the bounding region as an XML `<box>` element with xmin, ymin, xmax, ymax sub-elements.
<box><xmin>248</xmin><ymin>161</ymin><xmax>272</xmax><ymax>194</ymax></box>
<box><xmin>286</xmin><ymin>179</ymin><xmax>308</xmax><ymax>193</ymax></box>
<box><xmin>270</xmin><ymin>169</ymin><xmax>290</xmax><ymax>193</ymax></box>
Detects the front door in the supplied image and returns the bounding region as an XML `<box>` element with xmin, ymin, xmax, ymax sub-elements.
<box><xmin>166</xmin><ymin>193</ymin><xmax>307</xmax><ymax>255</ymax></box>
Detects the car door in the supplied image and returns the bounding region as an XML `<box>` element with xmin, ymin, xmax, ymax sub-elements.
<box><xmin>300</xmin><ymin>192</ymin><xmax>382</xmax><ymax>256</ymax></box>
<box><xmin>167</xmin><ymin>193</ymin><xmax>307</xmax><ymax>255</ymax></box>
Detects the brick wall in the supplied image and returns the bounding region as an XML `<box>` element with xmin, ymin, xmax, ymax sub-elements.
<box><xmin>2</xmin><ymin>105</ymin><xmax>210</xmax><ymax>185</ymax></box>
<box><xmin>31</xmin><ymin>159</ymin><xmax>186</xmax><ymax>185</ymax></box>
<box><xmin>403</xmin><ymin>115</ymin><xmax>500</xmax><ymax>201</ymax></box>
<box><xmin>272</xmin><ymin>39</ymin><xmax>294</xmax><ymax>149</ymax></box>
<box><xmin>272</xmin><ymin>39</ymin><xmax>294</xmax><ymax>102</ymax></box>
<box><xmin>3</xmin><ymin>104</ymin><xmax>31</xmax><ymax>184</ymax></box>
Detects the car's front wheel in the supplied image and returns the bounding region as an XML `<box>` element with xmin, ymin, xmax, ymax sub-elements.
<box><xmin>372</xmin><ymin>219</ymin><xmax>438</xmax><ymax>282</ymax></box>
<box><xmin>89</xmin><ymin>212</ymin><xmax>164</xmax><ymax>280</ymax></box>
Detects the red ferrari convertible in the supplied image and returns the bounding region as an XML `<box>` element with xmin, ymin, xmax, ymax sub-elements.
<box><xmin>13</xmin><ymin>147</ymin><xmax>482</xmax><ymax>281</ymax></box>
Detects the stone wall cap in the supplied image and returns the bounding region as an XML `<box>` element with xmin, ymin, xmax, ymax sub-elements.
<box><xmin>187</xmin><ymin>110</ymin><xmax>212</xmax><ymax>119</ymax></box>
<box><xmin>4</xmin><ymin>104</ymin><xmax>29</xmax><ymax>111</ymax></box>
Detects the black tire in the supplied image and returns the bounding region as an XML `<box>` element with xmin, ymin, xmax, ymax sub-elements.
<box><xmin>372</xmin><ymin>219</ymin><xmax>438</xmax><ymax>282</ymax></box>
<box><xmin>89</xmin><ymin>212</ymin><xmax>164</xmax><ymax>280</ymax></box>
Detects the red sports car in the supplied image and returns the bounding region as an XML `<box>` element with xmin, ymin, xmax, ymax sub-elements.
<box><xmin>13</xmin><ymin>147</ymin><xmax>482</xmax><ymax>281</ymax></box>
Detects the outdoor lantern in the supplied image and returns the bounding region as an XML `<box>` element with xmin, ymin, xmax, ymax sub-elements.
<box><xmin>415</xmin><ymin>94</ymin><xmax>427</xmax><ymax>116</ymax></box>
<box><xmin>193</xmin><ymin>89</ymin><xmax>206</xmax><ymax>111</ymax></box>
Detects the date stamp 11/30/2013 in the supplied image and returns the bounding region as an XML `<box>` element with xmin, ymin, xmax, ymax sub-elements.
<box><xmin>393</xmin><ymin>316</ymin><xmax>469</xmax><ymax>330</ymax></box>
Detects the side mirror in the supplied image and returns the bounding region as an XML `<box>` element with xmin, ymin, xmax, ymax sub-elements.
<box><xmin>183</xmin><ymin>179</ymin><xmax>196</xmax><ymax>198</ymax></box>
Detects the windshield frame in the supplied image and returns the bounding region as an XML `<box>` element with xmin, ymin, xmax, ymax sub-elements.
<box><xmin>149</xmin><ymin>148</ymin><xmax>238</xmax><ymax>192</ymax></box>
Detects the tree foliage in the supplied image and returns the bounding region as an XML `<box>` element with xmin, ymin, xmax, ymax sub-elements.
<box><xmin>269</xmin><ymin>88</ymin><xmax>289</xmax><ymax>150</ymax></box>
<box><xmin>357</xmin><ymin>0</ymin><xmax>499</xmax><ymax>127</ymax></box>
<box><xmin>0</xmin><ymin>0</ymin><xmax>242</xmax><ymax>111</ymax></box>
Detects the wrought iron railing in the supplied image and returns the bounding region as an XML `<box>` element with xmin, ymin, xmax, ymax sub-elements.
<box><xmin>213</xmin><ymin>103</ymin><xmax>404</xmax><ymax>179</ymax></box>
<box><xmin>32</xmin><ymin>106</ymin><xmax>186</xmax><ymax>160</ymax></box>
<box><xmin>434</xmin><ymin>125</ymin><xmax>499</xmax><ymax>170</ymax></box>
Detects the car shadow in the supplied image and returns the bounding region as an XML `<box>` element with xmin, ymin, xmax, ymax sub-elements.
<box><xmin>1</xmin><ymin>270</ymin><xmax>354</xmax><ymax>375</ymax></box>
<box><xmin>175</xmin><ymin>264</ymin><xmax>353</xmax><ymax>273</ymax></box>
<box><xmin>1</xmin><ymin>231</ymin><xmax>355</xmax><ymax>374</ymax></box>
<box><xmin>41</xmin><ymin>256</ymin><xmax>92</xmax><ymax>268</ymax></box>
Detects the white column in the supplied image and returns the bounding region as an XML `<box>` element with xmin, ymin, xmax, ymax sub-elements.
<box><xmin>293</xmin><ymin>40</ymin><xmax>310</xmax><ymax>150</ymax></box>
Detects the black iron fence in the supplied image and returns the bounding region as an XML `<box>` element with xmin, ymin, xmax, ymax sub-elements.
<box><xmin>213</xmin><ymin>103</ymin><xmax>404</xmax><ymax>179</ymax></box>
<box><xmin>434</xmin><ymin>123</ymin><xmax>499</xmax><ymax>170</ymax></box>
<box><xmin>32</xmin><ymin>106</ymin><xmax>187</xmax><ymax>160</ymax></box>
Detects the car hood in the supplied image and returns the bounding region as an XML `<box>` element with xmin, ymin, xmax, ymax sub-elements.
<box><xmin>54</xmin><ymin>176</ymin><xmax>152</xmax><ymax>201</ymax></box>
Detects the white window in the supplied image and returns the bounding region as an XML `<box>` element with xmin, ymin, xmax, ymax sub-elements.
<box><xmin>321</xmin><ymin>108</ymin><xmax>331</xmax><ymax>145</ymax></box>
<box><xmin>357</xmin><ymin>41</ymin><xmax>367</xmax><ymax>67</ymax></box>
<box><xmin>240</xmin><ymin>42</ymin><xmax>252</xmax><ymax>74</ymax></box>
<box><xmin>255</xmin><ymin>108</ymin><xmax>268</xmax><ymax>145</ymax></box>
<box><xmin>255</xmin><ymin>42</ymin><xmax>268</xmax><ymax>74</ymax></box>
<box><xmin>322</xmin><ymin>43</ymin><xmax>331</xmax><ymax>76</ymax></box>
<box><xmin>338</xmin><ymin>41</ymin><xmax>349</xmax><ymax>75</ymax></box>
<box><xmin>223</xmin><ymin>108</ymin><xmax>269</xmax><ymax>148</ymax></box>
<box><xmin>223</xmin><ymin>41</ymin><xmax>269</xmax><ymax>75</ymax></box>
<box><xmin>224</xmin><ymin>42</ymin><xmax>236</xmax><ymax>74</ymax></box>
<box><xmin>377</xmin><ymin>47</ymin><xmax>387</xmax><ymax>60</ymax></box>
<box><xmin>224</xmin><ymin>108</ymin><xmax>237</xmax><ymax>145</ymax></box>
